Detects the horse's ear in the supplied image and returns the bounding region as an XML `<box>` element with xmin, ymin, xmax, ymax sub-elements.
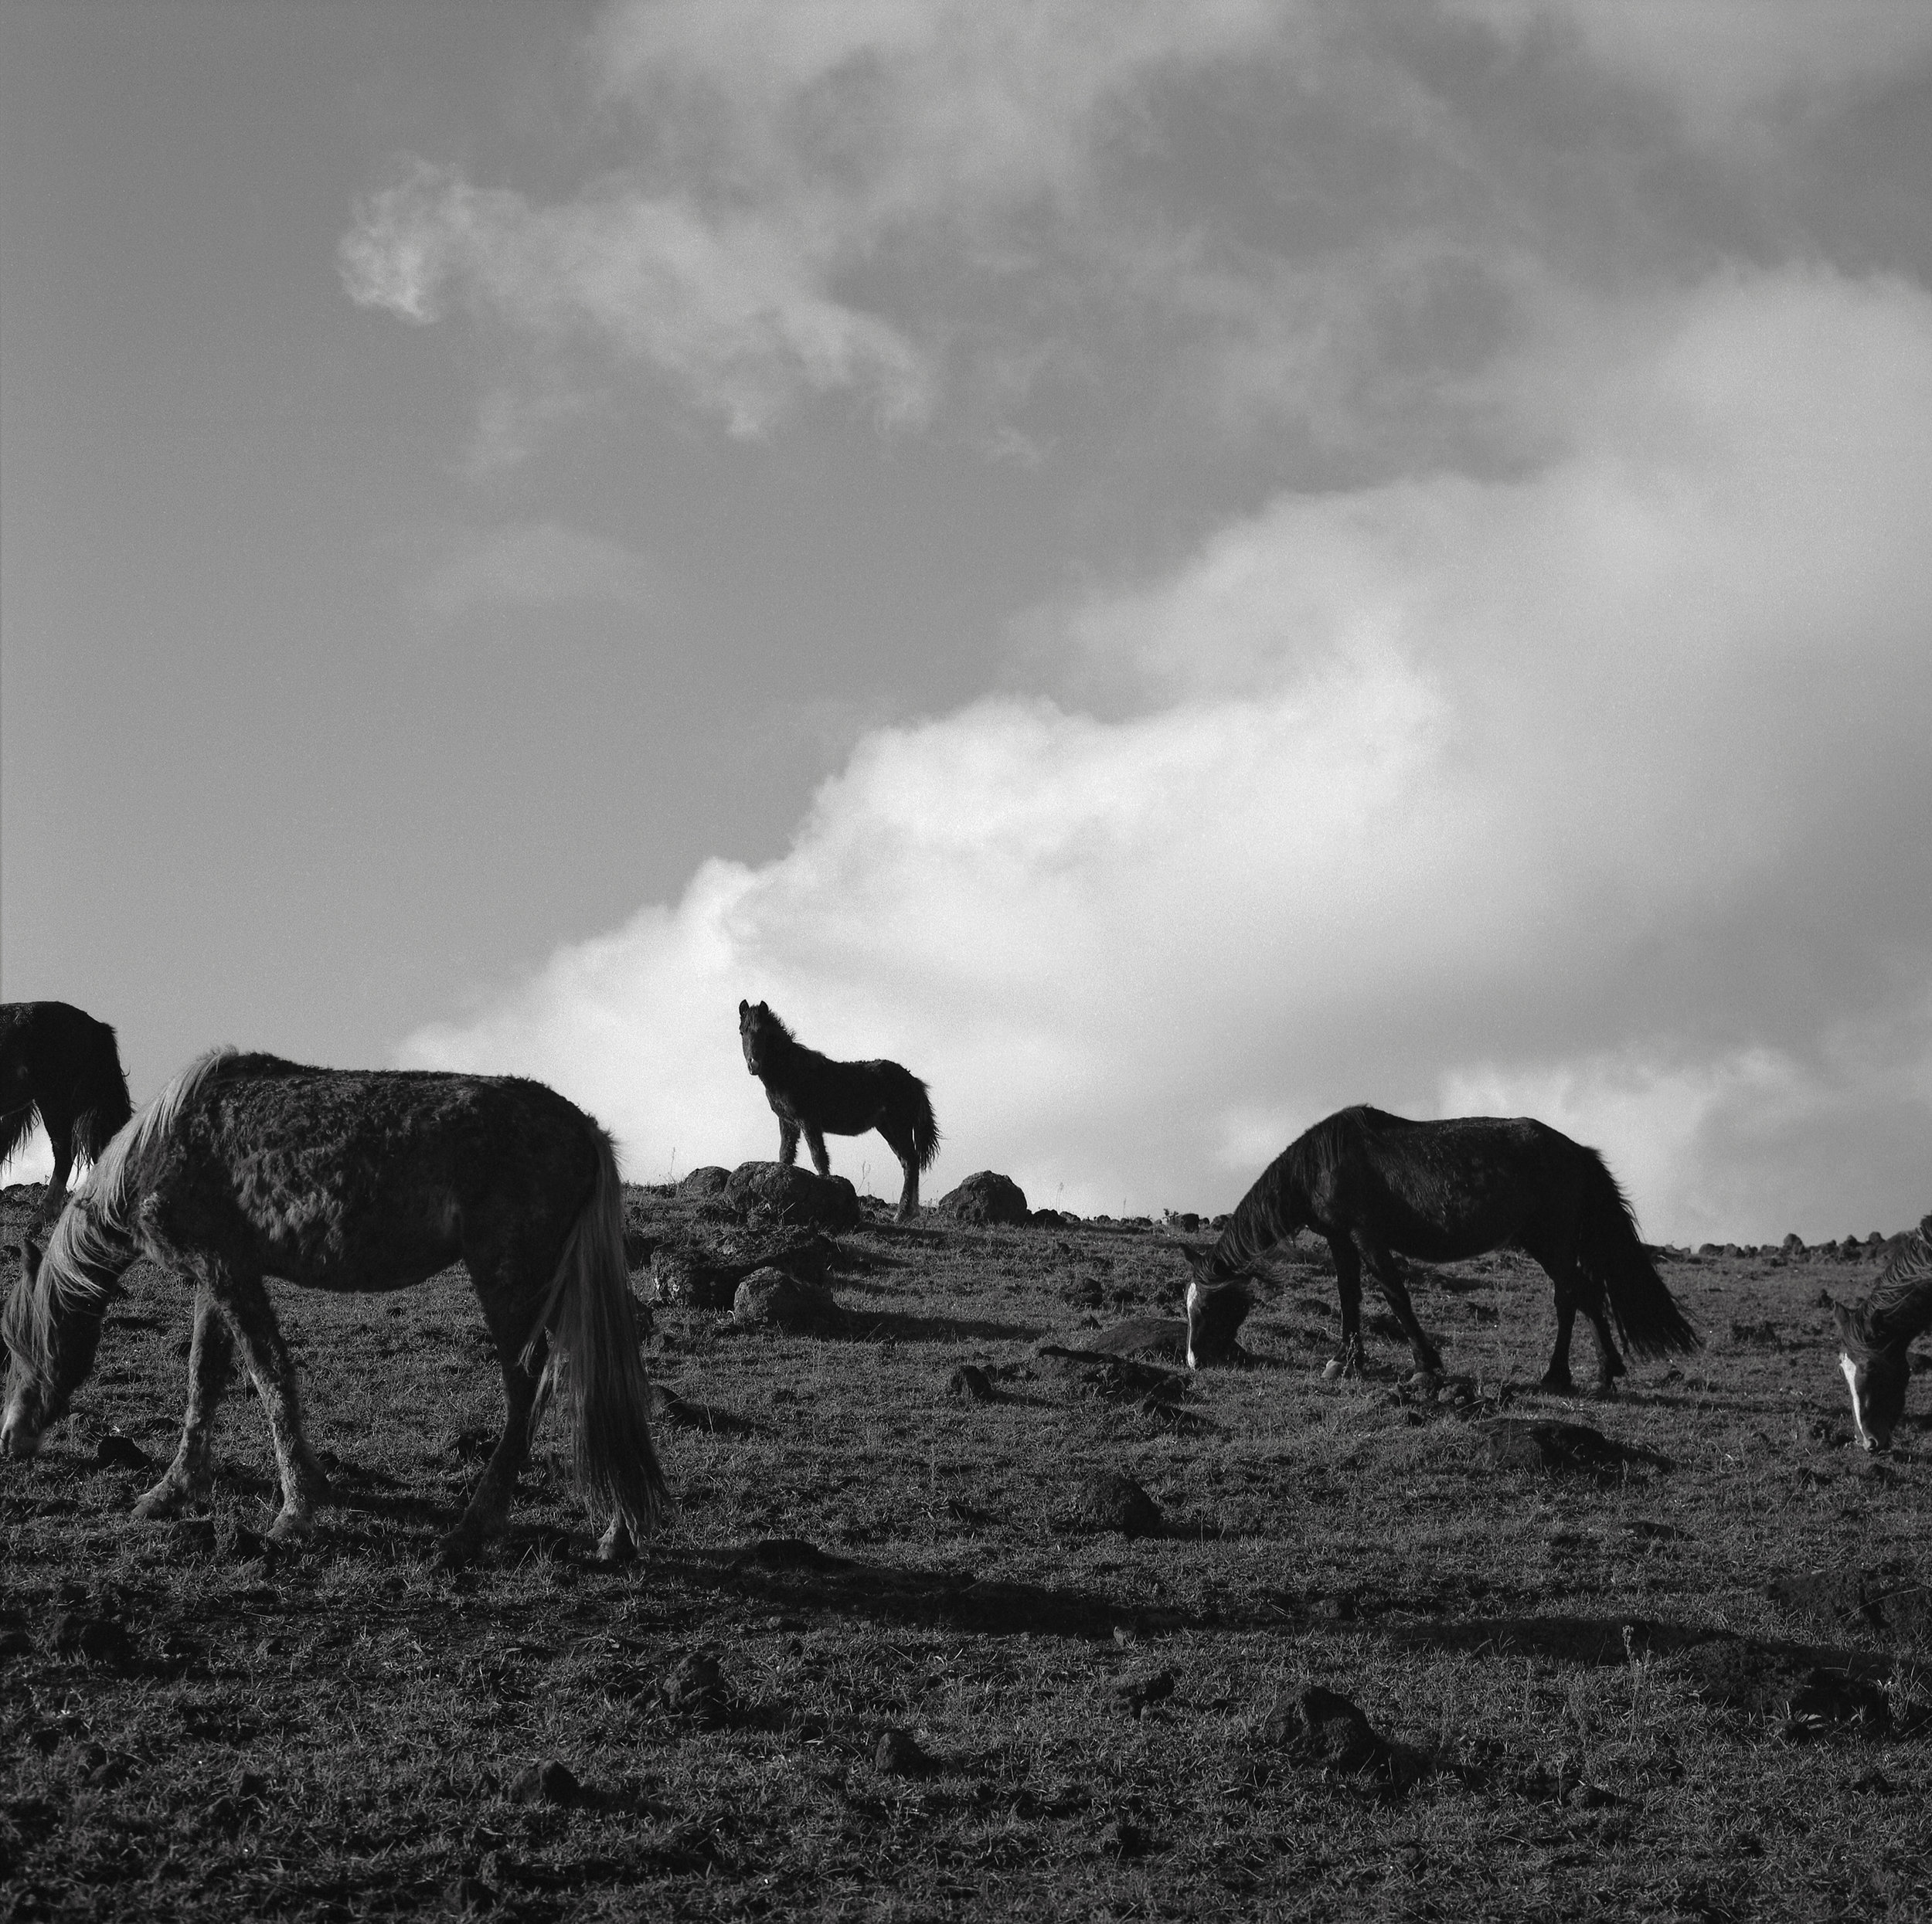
<box><xmin>1830</xmin><ymin>1299</ymin><xmax>1854</xmax><ymax>1343</ymax></box>
<box><xmin>757</xmin><ymin>1001</ymin><xmax>769</xmax><ymax>1015</ymax></box>
<box><xmin>739</xmin><ymin>999</ymin><xmax>749</xmax><ymax>1016</ymax></box>
<box><xmin>1172</xmin><ymin>1240</ymin><xmax>1210</xmax><ymax>1277</ymax></box>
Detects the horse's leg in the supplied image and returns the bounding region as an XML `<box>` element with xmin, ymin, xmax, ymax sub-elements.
<box><xmin>216</xmin><ymin>1267</ymin><xmax>332</xmax><ymax>1543</ymax></box>
<box><xmin>1539</xmin><ymin>1287</ymin><xmax>1578</xmax><ymax>1394</ymax></box>
<box><xmin>803</xmin><ymin>1126</ymin><xmax>832</xmax><ymax>1178</ymax></box>
<box><xmin>443</xmin><ymin>1245</ymin><xmax>550</xmax><ymax>1567</ymax></box>
<box><xmin>878</xmin><ymin>1118</ymin><xmax>919</xmax><ymax>1222</ymax></box>
<box><xmin>1360</xmin><ymin>1239</ymin><xmax>1444</xmax><ymax>1376</ymax></box>
<box><xmin>777</xmin><ymin>1119</ymin><xmax>800</xmax><ymax>1168</ymax></box>
<box><xmin>1331</xmin><ymin>1239</ymin><xmax>1367</xmax><ymax>1376</ymax></box>
<box><xmin>37</xmin><ymin>1123</ymin><xmax>73</xmax><ymax>1229</ymax></box>
<box><xmin>133</xmin><ymin>1286</ymin><xmax>235</xmax><ymax>1520</ymax></box>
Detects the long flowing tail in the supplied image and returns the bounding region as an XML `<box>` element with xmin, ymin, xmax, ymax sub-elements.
<box><xmin>910</xmin><ymin>1076</ymin><xmax>941</xmax><ymax>1173</ymax></box>
<box><xmin>529</xmin><ymin>1131</ymin><xmax>670</xmax><ymax>1541</ymax></box>
<box><xmin>1575</xmin><ymin>1157</ymin><xmax>1699</xmax><ymax>1358</ymax></box>
<box><xmin>73</xmin><ymin>1025</ymin><xmax>134</xmax><ymax>1165</ymax></box>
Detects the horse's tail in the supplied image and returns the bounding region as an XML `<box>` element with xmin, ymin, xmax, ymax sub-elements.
<box><xmin>6</xmin><ymin>1045</ymin><xmax>234</xmax><ymax>1374</ymax></box>
<box><xmin>1573</xmin><ymin>1154</ymin><xmax>1699</xmax><ymax>1359</ymax></box>
<box><xmin>0</xmin><ymin>1095</ymin><xmax>41</xmax><ymax>1177</ymax></box>
<box><xmin>72</xmin><ymin>1022</ymin><xmax>134</xmax><ymax>1166</ymax></box>
<box><xmin>526</xmin><ymin>1130</ymin><xmax>670</xmax><ymax>1542</ymax></box>
<box><xmin>908</xmin><ymin>1076</ymin><xmax>941</xmax><ymax>1173</ymax></box>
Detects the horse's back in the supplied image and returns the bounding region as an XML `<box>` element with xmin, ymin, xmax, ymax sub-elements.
<box><xmin>132</xmin><ymin>1059</ymin><xmax>601</xmax><ymax>1286</ymax></box>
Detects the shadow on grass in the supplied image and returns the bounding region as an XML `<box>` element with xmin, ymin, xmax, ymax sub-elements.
<box><xmin>1383</xmin><ymin>1613</ymin><xmax>1892</xmax><ymax>1682</ymax></box>
<box><xmin>659</xmin><ymin>1536</ymin><xmax>1221</xmax><ymax>1638</ymax></box>
<box><xmin>842</xmin><ymin>1310</ymin><xmax>1049</xmax><ymax>1345</ymax></box>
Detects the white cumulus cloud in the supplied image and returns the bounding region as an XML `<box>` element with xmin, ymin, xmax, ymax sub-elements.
<box><xmin>403</xmin><ymin>267</ymin><xmax>1932</xmax><ymax>1243</ymax></box>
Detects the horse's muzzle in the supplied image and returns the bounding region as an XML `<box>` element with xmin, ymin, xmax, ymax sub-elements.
<box><xmin>0</xmin><ymin>1412</ymin><xmax>42</xmax><ymax>1460</ymax></box>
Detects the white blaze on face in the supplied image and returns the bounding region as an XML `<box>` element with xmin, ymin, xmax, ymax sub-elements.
<box><xmin>1839</xmin><ymin>1351</ymin><xmax>1873</xmax><ymax>1450</ymax></box>
<box><xmin>1185</xmin><ymin>1279</ymin><xmax>1201</xmax><ymax>1370</ymax></box>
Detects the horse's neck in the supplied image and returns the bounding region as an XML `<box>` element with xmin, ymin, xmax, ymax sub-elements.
<box><xmin>1219</xmin><ymin>1164</ymin><xmax>1302</xmax><ymax>1270</ymax></box>
<box><xmin>1867</xmin><ymin>1233</ymin><xmax>1932</xmax><ymax>1347</ymax></box>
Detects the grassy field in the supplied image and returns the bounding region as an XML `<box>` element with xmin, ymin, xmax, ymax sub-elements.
<box><xmin>3</xmin><ymin>1176</ymin><xmax>1930</xmax><ymax>1922</ymax></box>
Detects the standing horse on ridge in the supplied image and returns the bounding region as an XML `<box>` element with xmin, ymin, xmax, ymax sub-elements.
<box><xmin>1832</xmin><ymin>1215</ymin><xmax>1932</xmax><ymax>1451</ymax></box>
<box><xmin>738</xmin><ymin>1001</ymin><xmax>939</xmax><ymax>1222</ymax></box>
<box><xmin>2</xmin><ymin>1049</ymin><xmax>668</xmax><ymax>1564</ymax></box>
<box><xmin>1</xmin><ymin>1001</ymin><xmax>134</xmax><ymax>1228</ymax></box>
<box><xmin>1179</xmin><ymin>1106</ymin><xmax>1698</xmax><ymax>1393</ymax></box>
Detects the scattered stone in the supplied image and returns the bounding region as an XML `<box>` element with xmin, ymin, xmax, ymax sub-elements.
<box><xmin>872</xmin><ymin>1726</ymin><xmax>934</xmax><ymax>1776</ymax></box>
<box><xmin>723</xmin><ymin>1162</ymin><xmax>861</xmax><ymax>1233</ymax></box>
<box><xmin>648</xmin><ymin>1246</ymin><xmax>738</xmax><ymax>1310</ymax></box>
<box><xmin>1080</xmin><ymin>1317</ymin><xmax>1189</xmax><ymax>1364</ymax></box>
<box><xmin>50</xmin><ymin>1613</ymin><xmax>131</xmax><ymax>1670</ymax></box>
<box><xmin>1781</xmin><ymin>1232</ymin><xmax>1806</xmax><ymax>1256</ymax></box>
<box><xmin>1478</xmin><ymin>1418</ymin><xmax>1671</xmax><ymax>1477</ymax></box>
<box><xmin>662</xmin><ymin>1650</ymin><xmax>729</xmax><ymax>1728</ymax></box>
<box><xmin>678</xmin><ymin>1166</ymin><xmax>732</xmax><ymax>1199</ymax></box>
<box><xmin>732</xmin><ymin>1269</ymin><xmax>846</xmax><ymax>1334</ymax></box>
<box><xmin>1254</xmin><ymin>1684</ymin><xmax>1430</xmax><ymax>1791</ymax></box>
<box><xmin>91</xmin><ymin>1433</ymin><xmax>152</xmax><ymax>1474</ymax></box>
<box><xmin>508</xmin><ymin>1759</ymin><xmax>580</xmax><ymax>1807</ymax></box>
<box><xmin>1029</xmin><ymin>1208</ymin><xmax>1070</xmax><ymax>1228</ymax></box>
<box><xmin>936</xmin><ymin>1171</ymin><xmax>1030</xmax><ymax>1227</ymax></box>
<box><xmin>1770</xmin><ymin>1568</ymin><xmax>1932</xmax><ymax>1643</ymax></box>
<box><xmin>946</xmin><ymin>1364</ymin><xmax>998</xmax><ymax>1402</ymax></box>
<box><xmin>1074</xmin><ymin>1470</ymin><xmax>1163</xmax><ymax>1538</ymax></box>
<box><xmin>1114</xmin><ymin>1667</ymin><xmax>1176</xmax><ymax>1717</ymax></box>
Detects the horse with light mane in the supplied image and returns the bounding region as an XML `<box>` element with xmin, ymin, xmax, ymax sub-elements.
<box><xmin>1</xmin><ymin>1001</ymin><xmax>134</xmax><ymax>1228</ymax></box>
<box><xmin>1179</xmin><ymin>1106</ymin><xmax>1699</xmax><ymax>1392</ymax></box>
<box><xmin>738</xmin><ymin>1001</ymin><xmax>938</xmax><ymax>1222</ymax></box>
<box><xmin>1833</xmin><ymin>1215</ymin><xmax>1932</xmax><ymax>1450</ymax></box>
<box><xmin>2</xmin><ymin>1048</ymin><xmax>668</xmax><ymax>1564</ymax></box>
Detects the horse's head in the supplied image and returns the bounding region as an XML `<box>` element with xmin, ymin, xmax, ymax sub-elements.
<box><xmin>738</xmin><ymin>1000</ymin><xmax>779</xmax><ymax>1078</ymax></box>
<box><xmin>2</xmin><ymin>1232</ymin><xmax>106</xmax><ymax>1460</ymax></box>
<box><xmin>1184</xmin><ymin>1276</ymin><xmax>1253</xmax><ymax>1369</ymax></box>
<box><xmin>1832</xmin><ymin>1299</ymin><xmax>1909</xmax><ymax>1452</ymax></box>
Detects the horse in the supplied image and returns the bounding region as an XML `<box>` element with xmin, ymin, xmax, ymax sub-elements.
<box><xmin>1</xmin><ymin>1001</ymin><xmax>134</xmax><ymax>1229</ymax></box>
<box><xmin>1832</xmin><ymin>1215</ymin><xmax>1932</xmax><ymax>1450</ymax></box>
<box><xmin>1</xmin><ymin>1048</ymin><xmax>668</xmax><ymax>1565</ymax></box>
<box><xmin>1178</xmin><ymin>1106</ymin><xmax>1698</xmax><ymax>1393</ymax></box>
<box><xmin>737</xmin><ymin>1001</ymin><xmax>939</xmax><ymax>1222</ymax></box>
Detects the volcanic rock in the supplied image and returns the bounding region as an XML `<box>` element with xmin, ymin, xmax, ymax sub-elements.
<box><xmin>733</xmin><ymin>1269</ymin><xmax>846</xmax><ymax>1334</ymax></box>
<box><xmin>1074</xmin><ymin>1470</ymin><xmax>1163</xmax><ymax>1538</ymax></box>
<box><xmin>678</xmin><ymin>1166</ymin><xmax>731</xmax><ymax>1198</ymax></box>
<box><xmin>724</xmin><ymin>1161</ymin><xmax>861</xmax><ymax>1233</ymax></box>
<box><xmin>935</xmin><ymin>1171</ymin><xmax>1030</xmax><ymax>1227</ymax></box>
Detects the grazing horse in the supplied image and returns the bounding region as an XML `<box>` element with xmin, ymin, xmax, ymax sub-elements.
<box><xmin>1179</xmin><ymin>1106</ymin><xmax>1698</xmax><ymax>1394</ymax></box>
<box><xmin>1</xmin><ymin>1001</ymin><xmax>134</xmax><ymax>1228</ymax></box>
<box><xmin>1833</xmin><ymin>1215</ymin><xmax>1932</xmax><ymax>1451</ymax></box>
<box><xmin>738</xmin><ymin>1001</ymin><xmax>939</xmax><ymax>1222</ymax></box>
<box><xmin>2</xmin><ymin>1049</ymin><xmax>668</xmax><ymax>1564</ymax></box>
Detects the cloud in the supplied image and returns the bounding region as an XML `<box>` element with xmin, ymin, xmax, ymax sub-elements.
<box><xmin>416</xmin><ymin>520</ymin><xmax>662</xmax><ymax>626</ymax></box>
<box><xmin>403</xmin><ymin>267</ymin><xmax>1932</xmax><ymax>1242</ymax></box>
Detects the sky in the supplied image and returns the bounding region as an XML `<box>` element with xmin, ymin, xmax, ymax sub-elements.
<box><xmin>3</xmin><ymin>1</ymin><xmax>1930</xmax><ymax>1242</ymax></box>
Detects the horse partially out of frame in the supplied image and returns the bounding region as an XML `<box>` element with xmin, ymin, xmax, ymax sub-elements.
<box><xmin>1179</xmin><ymin>1106</ymin><xmax>1699</xmax><ymax>1393</ymax></box>
<box><xmin>738</xmin><ymin>1001</ymin><xmax>939</xmax><ymax>1222</ymax></box>
<box><xmin>2</xmin><ymin>1049</ymin><xmax>668</xmax><ymax>1564</ymax></box>
<box><xmin>1</xmin><ymin>1001</ymin><xmax>134</xmax><ymax>1229</ymax></box>
<box><xmin>1833</xmin><ymin>1215</ymin><xmax>1932</xmax><ymax>1450</ymax></box>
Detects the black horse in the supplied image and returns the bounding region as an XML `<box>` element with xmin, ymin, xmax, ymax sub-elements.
<box><xmin>1</xmin><ymin>1002</ymin><xmax>134</xmax><ymax>1228</ymax></box>
<box><xmin>1833</xmin><ymin>1215</ymin><xmax>1932</xmax><ymax>1450</ymax></box>
<box><xmin>1179</xmin><ymin>1106</ymin><xmax>1698</xmax><ymax>1394</ymax></box>
<box><xmin>738</xmin><ymin>1001</ymin><xmax>939</xmax><ymax>1222</ymax></box>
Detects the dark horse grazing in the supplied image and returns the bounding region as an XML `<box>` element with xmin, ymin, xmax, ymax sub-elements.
<box><xmin>1</xmin><ymin>1001</ymin><xmax>134</xmax><ymax>1228</ymax></box>
<box><xmin>2</xmin><ymin>1049</ymin><xmax>668</xmax><ymax>1564</ymax></box>
<box><xmin>1832</xmin><ymin>1215</ymin><xmax>1932</xmax><ymax>1451</ymax></box>
<box><xmin>738</xmin><ymin>1001</ymin><xmax>938</xmax><ymax>1222</ymax></box>
<box><xmin>1179</xmin><ymin>1106</ymin><xmax>1698</xmax><ymax>1393</ymax></box>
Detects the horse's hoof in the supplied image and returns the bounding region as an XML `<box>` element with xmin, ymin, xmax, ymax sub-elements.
<box><xmin>267</xmin><ymin>1511</ymin><xmax>311</xmax><ymax>1545</ymax></box>
<box><xmin>597</xmin><ymin>1521</ymin><xmax>638</xmax><ymax>1565</ymax></box>
<box><xmin>1590</xmin><ymin>1380</ymin><xmax>1621</xmax><ymax>1403</ymax></box>
<box><xmin>437</xmin><ymin>1530</ymin><xmax>480</xmax><ymax>1569</ymax></box>
<box><xmin>1536</xmin><ymin>1372</ymin><xmax>1574</xmax><ymax>1397</ymax></box>
<box><xmin>132</xmin><ymin>1479</ymin><xmax>190</xmax><ymax>1521</ymax></box>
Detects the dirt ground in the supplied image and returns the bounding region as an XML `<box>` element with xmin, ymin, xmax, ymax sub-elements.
<box><xmin>2</xmin><ymin>1176</ymin><xmax>1929</xmax><ymax>1922</ymax></box>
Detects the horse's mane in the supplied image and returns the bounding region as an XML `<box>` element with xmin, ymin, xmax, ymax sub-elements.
<box><xmin>751</xmin><ymin>1006</ymin><xmax>798</xmax><ymax>1044</ymax></box>
<box><xmin>1843</xmin><ymin>1217</ymin><xmax>1932</xmax><ymax>1355</ymax></box>
<box><xmin>7</xmin><ymin>1047</ymin><xmax>237</xmax><ymax>1365</ymax></box>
